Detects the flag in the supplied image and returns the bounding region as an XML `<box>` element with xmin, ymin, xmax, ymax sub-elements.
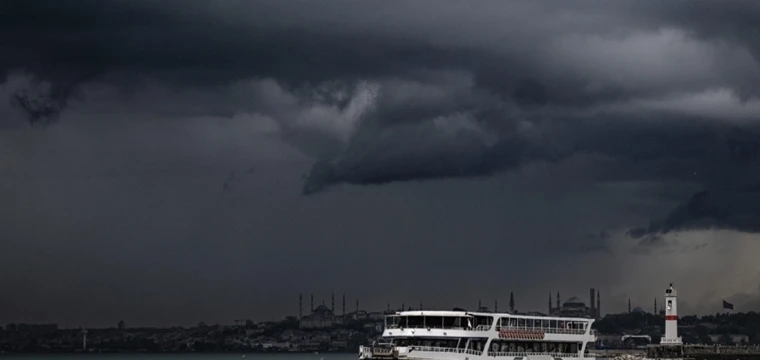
<box><xmin>723</xmin><ymin>300</ymin><xmax>734</xmax><ymax>310</ymax></box>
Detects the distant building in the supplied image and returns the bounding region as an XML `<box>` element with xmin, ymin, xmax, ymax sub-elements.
<box><xmin>300</xmin><ymin>304</ymin><xmax>346</xmax><ymax>329</ymax></box>
<box><xmin>550</xmin><ymin>296</ymin><xmax>597</xmax><ymax>318</ymax></box>
<box><xmin>549</xmin><ymin>289</ymin><xmax>601</xmax><ymax>318</ymax></box>
<box><xmin>709</xmin><ymin>334</ymin><xmax>749</xmax><ymax>344</ymax></box>
<box><xmin>117</xmin><ymin>320</ymin><xmax>125</xmax><ymax>330</ymax></box>
<box><xmin>631</xmin><ymin>306</ymin><xmax>646</xmax><ymax>314</ymax></box>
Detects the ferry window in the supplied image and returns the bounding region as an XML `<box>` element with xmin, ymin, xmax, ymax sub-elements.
<box><xmin>425</xmin><ymin>316</ymin><xmax>443</xmax><ymax>328</ymax></box>
<box><xmin>408</xmin><ymin>316</ymin><xmax>423</xmax><ymax>328</ymax></box>
<box><xmin>667</xmin><ymin>300</ymin><xmax>672</xmax><ymax>310</ymax></box>
<box><xmin>517</xmin><ymin>318</ymin><xmax>525</xmax><ymax>327</ymax></box>
<box><xmin>402</xmin><ymin>317</ymin><xmax>409</xmax><ymax>327</ymax></box>
<box><xmin>474</xmin><ymin>316</ymin><xmax>492</xmax><ymax>328</ymax></box>
<box><xmin>443</xmin><ymin>316</ymin><xmax>456</xmax><ymax>328</ymax></box>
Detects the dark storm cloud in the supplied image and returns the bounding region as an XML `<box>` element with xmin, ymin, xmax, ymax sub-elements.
<box><xmin>3</xmin><ymin>0</ymin><xmax>758</xmax><ymax>111</ymax></box>
<box><xmin>630</xmin><ymin>189</ymin><xmax>760</xmax><ymax>237</ymax></box>
<box><xmin>3</xmin><ymin>0</ymin><xmax>760</xmax><ymax>233</ymax></box>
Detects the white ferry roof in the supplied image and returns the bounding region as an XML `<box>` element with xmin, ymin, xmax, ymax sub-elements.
<box><xmin>394</xmin><ymin>311</ymin><xmax>470</xmax><ymax>317</ymax></box>
<box><xmin>391</xmin><ymin>310</ymin><xmax>593</xmax><ymax>322</ymax></box>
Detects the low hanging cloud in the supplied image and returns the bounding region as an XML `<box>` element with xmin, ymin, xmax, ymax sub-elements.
<box><xmin>629</xmin><ymin>189</ymin><xmax>760</xmax><ymax>238</ymax></box>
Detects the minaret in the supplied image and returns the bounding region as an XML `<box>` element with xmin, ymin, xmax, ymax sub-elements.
<box><xmin>478</xmin><ymin>299</ymin><xmax>482</xmax><ymax>310</ymax></box>
<box><xmin>590</xmin><ymin>288</ymin><xmax>596</xmax><ymax>317</ymax></box>
<box><xmin>356</xmin><ymin>298</ymin><xmax>359</xmax><ymax>313</ymax></box>
<box><xmin>299</xmin><ymin>293</ymin><xmax>303</xmax><ymax>319</ymax></box>
<box><xmin>628</xmin><ymin>298</ymin><xmax>631</xmax><ymax>313</ymax></box>
<box><xmin>81</xmin><ymin>328</ymin><xmax>88</xmax><ymax>351</ymax></box>
<box><xmin>311</xmin><ymin>294</ymin><xmax>314</xmax><ymax>312</ymax></box>
<box><xmin>494</xmin><ymin>299</ymin><xmax>498</xmax><ymax>312</ymax></box>
<box><xmin>401</xmin><ymin>301</ymin><xmax>405</xmax><ymax>311</ymax></box>
<box><xmin>509</xmin><ymin>292</ymin><xmax>515</xmax><ymax>313</ymax></box>
<box><xmin>557</xmin><ymin>292</ymin><xmax>560</xmax><ymax>309</ymax></box>
<box><xmin>332</xmin><ymin>292</ymin><xmax>335</xmax><ymax>313</ymax></box>
<box><xmin>548</xmin><ymin>293</ymin><xmax>552</xmax><ymax>314</ymax></box>
<box><xmin>420</xmin><ymin>302</ymin><xmax>423</xmax><ymax>310</ymax></box>
<box><xmin>597</xmin><ymin>291</ymin><xmax>601</xmax><ymax>318</ymax></box>
<box><xmin>342</xmin><ymin>293</ymin><xmax>346</xmax><ymax>316</ymax></box>
<box><xmin>654</xmin><ymin>298</ymin><xmax>658</xmax><ymax>315</ymax></box>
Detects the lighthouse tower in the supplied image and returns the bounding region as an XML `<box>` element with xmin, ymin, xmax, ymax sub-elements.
<box><xmin>661</xmin><ymin>283</ymin><xmax>682</xmax><ymax>345</ymax></box>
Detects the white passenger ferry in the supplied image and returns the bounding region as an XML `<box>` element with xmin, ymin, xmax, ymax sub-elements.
<box><xmin>359</xmin><ymin>310</ymin><xmax>596</xmax><ymax>360</ymax></box>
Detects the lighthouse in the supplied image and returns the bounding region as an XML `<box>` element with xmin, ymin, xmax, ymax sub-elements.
<box><xmin>660</xmin><ymin>283</ymin><xmax>682</xmax><ymax>345</ymax></box>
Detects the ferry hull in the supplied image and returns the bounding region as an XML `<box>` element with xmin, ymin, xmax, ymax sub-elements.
<box><xmin>360</xmin><ymin>346</ymin><xmax>592</xmax><ymax>360</ymax></box>
<box><xmin>361</xmin><ymin>351</ymin><xmax>593</xmax><ymax>360</ymax></box>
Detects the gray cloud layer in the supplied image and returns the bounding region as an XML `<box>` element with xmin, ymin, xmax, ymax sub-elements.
<box><xmin>5</xmin><ymin>0</ymin><xmax>760</xmax><ymax>227</ymax></box>
<box><xmin>4</xmin><ymin>0</ymin><xmax>760</xmax><ymax>324</ymax></box>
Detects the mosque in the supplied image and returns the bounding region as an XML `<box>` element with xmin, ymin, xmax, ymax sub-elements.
<box><xmin>298</xmin><ymin>293</ymin><xmax>384</xmax><ymax>329</ymax></box>
<box><xmin>548</xmin><ymin>288</ymin><xmax>602</xmax><ymax>319</ymax></box>
<box><xmin>298</xmin><ymin>293</ymin><xmax>348</xmax><ymax>329</ymax></box>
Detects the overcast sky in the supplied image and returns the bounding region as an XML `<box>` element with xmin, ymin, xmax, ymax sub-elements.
<box><xmin>3</xmin><ymin>0</ymin><xmax>760</xmax><ymax>328</ymax></box>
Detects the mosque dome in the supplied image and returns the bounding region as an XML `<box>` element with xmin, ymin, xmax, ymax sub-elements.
<box><xmin>632</xmin><ymin>306</ymin><xmax>646</xmax><ymax>313</ymax></box>
<box><xmin>313</xmin><ymin>304</ymin><xmax>334</xmax><ymax>317</ymax></box>
<box><xmin>563</xmin><ymin>297</ymin><xmax>586</xmax><ymax>307</ymax></box>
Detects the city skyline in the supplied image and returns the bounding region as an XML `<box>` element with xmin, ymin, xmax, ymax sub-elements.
<box><xmin>3</xmin><ymin>0</ymin><xmax>760</xmax><ymax>328</ymax></box>
<box><xmin>3</xmin><ymin>286</ymin><xmax>740</xmax><ymax>329</ymax></box>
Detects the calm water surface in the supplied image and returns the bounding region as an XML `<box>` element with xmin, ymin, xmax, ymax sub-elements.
<box><xmin>0</xmin><ymin>355</ymin><xmax>358</xmax><ymax>360</ymax></box>
<box><xmin>0</xmin><ymin>355</ymin><xmax>611</xmax><ymax>360</ymax></box>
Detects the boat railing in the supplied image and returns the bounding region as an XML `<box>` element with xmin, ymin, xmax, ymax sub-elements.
<box><xmin>384</xmin><ymin>325</ymin><xmax>493</xmax><ymax>331</ymax></box>
<box><xmin>359</xmin><ymin>346</ymin><xmax>373</xmax><ymax>358</ymax></box>
<box><xmin>409</xmin><ymin>346</ymin><xmax>483</xmax><ymax>356</ymax></box>
<box><xmin>488</xmin><ymin>351</ymin><xmax>580</xmax><ymax>357</ymax></box>
<box><xmin>386</xmin><ymin>325</ymin><xmax>469</xmax><ymax>330</ymax></box>
<box><xmin>496</xmin><ymin>326</ymin><xmax>586</xmax><ymax>335</ymax></box>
